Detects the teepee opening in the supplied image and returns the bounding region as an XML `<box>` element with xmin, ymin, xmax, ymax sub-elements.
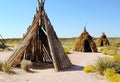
<box><xmin>100</xmin><ymin>41</ymin><xmax>104</xmax><ymax>46</ymax></box>
<box><xmin>83</xmin><ymin>40</ymin><xmax>92</xmax><ymax>52</ymax></box>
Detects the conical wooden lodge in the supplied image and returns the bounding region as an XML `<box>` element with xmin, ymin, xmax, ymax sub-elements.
<box><xmin>74</xmin><ymin>27</ymin><xmax>97</xmax><ymax>52</ymax></box>
<box><xmin>7</xmin><ymin>0</ymin><xmax>72</xmax><ymax>71</ymax></box>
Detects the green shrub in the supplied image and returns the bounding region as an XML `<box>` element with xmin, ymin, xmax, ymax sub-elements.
<box><xmin>2</xmin><ymin>62</ymin><xmax>12</xmax><ymax>73</ymax></box>
<box><xmin>109</xmin><ymin>50</ymin><xmax>117</xmax><ymax>56</ymax></box>
<box><xmin>114</xmin><ymin>63</ymin><xmax>120</xmax><ymax>73</ymax></box>
<box><xmin>102</xmin><ymin>50</ymin><xmax>117</xmax><ymax>56</ymax></box>
<box><xmin>113</xmin><ymin>54</ymin><xmax>120</xmax><ymax>62</ymax></box>
<box><xmin>100</xmin><ymin>47</ymin><xmax>105</xmax><ymax>52</ymax></box>
<box><xmin>102</xmin><ymin>50</ymin><xmax>110</xmax><ymax>55</ymax></box>
<box><xmin>93</xmin><ymin>57</ymin><xmax>115</xmax><ymax>75</ymax></box>
<box><xmin>104</xmin><ymin>68</ymin><xmax>116</xmax><ymax>79</ymax></box>
<box><xmin>64</xmin><ymin>47</ymin><xmax>71</xmax><ymax>54</ymax></box>
<box><xmin>100</xmin><ymin>46</ymin><xmax>118</xmax><ymax>56</ymax></box>
<box><xmin>20</xmin><ymin>60</ymin><xmax>32</xmax><ymax>72</ymax></box>
<box><xmin>108</xmin><ymin>75</ymin><xmax>120</xmax><ymax>82</ymax></box>
<box><xmin>104</xmin><ymin>68</ymin><xmax>120</xmax><ymax>82</ymax></box>
<box><xmin>112</xmin><ymin>43</ymin><xmax>120</xmax><ymax>47</ymax></box>
<box><xmin>83</xmin><ymin>65</ymin><xmax>97</xmax><ymax>73</ymax></box>
<box><xmin>6</xmin><ymin>44</ymin><xmax>14</xmax><ymax>47</ymax></box>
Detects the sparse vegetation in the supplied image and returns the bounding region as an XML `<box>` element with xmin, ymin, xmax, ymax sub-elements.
<box><xmin>64</xmin><ymin>47</ymin><xmax>71</xmax><ymax>54</ymax></box>
<box><xmin>6</xmin><ymin>43</ymin><xmax>14</xmax><ymax>47</ymax></box>
<box><xmin>92</xmin><ymin>57</ymin><xmax>115</xmax><ymax>75</ymax></box>
<box><xmin>84</xmin><ymin>56</ymin><xmax>120</xmax><ymax>82</ymax></box>
<box><xmin>100</xmin><ymin>46</ymin><xmax>118</xmax><ymax>56</ymax></box>
<box><xmin>83</xmin><ymin>65</ymin><xmax>97</xmax><ymax>73</ymax></box>
<box><xmin>2</xmin><ymin>62</ymin><xmax>12</xmax><ymax>73</ymax></box>
<box><xmin>5</xmin><ymin>38</ymin><xmax>22</xmax><ymax>44</ymax></box>
<box><xmin>84</xmin><ymin>57</ymin><xmax>115</xmax><ymax>75</ymax></box>
<box><xmin>112</xmin><ymin>43</ymin><xmax>120</xmax><ymax>47</ymax></box>
<box><xmin>113</xmin><ymin>54</ymin><xmax>120</xmax><ymax>62</ymax></box>
<box><xmin>20</xmin><ymin>60</ymin><xmax>32</xmax><ymax>72</ymax></box>
<box><xmin>61</xmin><ymin>38</ymin><xmax>75</xmax><ymax>54</ymax></box>
<box><xmin>0</xmin><ymin>37</ymin><xmax>120</xmax><ymax>82</ymax></box>
<box><xmin>104</xmin><ymin>68</ymin><xmax>120</xmax><ymax>82</ymax></box>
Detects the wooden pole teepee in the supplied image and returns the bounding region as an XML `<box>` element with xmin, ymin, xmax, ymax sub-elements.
<box><xmin>7</xmin><ymin>0</ymin><xmax>72</xmax><ymax>71</ymax></box>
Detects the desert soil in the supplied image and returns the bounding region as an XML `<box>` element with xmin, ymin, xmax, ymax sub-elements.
<box><xmin>0</xmin><ymin>51</ymin><xmax>108</xmax><ymax>82</ymax></box>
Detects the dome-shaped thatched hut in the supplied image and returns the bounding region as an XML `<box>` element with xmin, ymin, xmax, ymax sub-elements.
<box><xmin>74</xmin><ymin>27</ymin><xmax>97</xmax><ymax>52</ymax></box>
<box><xmin>96</xmin><ymin>33</ymin><xmax>110</xmax><ymax>47</ymax></box>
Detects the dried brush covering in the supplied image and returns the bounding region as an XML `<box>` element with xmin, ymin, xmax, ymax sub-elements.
<box><xmin>96</xmin><ymin>33</ymin><xmax>110</xmax><ymax>47</ymax></box>
<box><xmin>74</xmin><ymin>28</ymin><xmax>97</xmax><ymax>52</ymax></box>
<box><xmin>20</xmin><ymin>60</ymin><xmax>32</xmax><ymax>72</ymax></box>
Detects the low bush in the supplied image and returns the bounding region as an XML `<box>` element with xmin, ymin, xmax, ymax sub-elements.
<box><xmin>92</xmin><ymin>57</ymin><xmax>115</xmax><ymax>75</ymax></box>
<box><xmin>102</xmin><ymin>50</ymin><xmax>110</xmax><ymax>55</ymax></box>
<box><xmin>112</xmin><ymin>43</ymin><xmax>120</xmax><ymax>47</ymax></box>
<box><xmin>114</xmin><ymin>63</ymin><xmax>120</xmax><ymax>73</ymax></box>
<box><xmin>20</xmin><ymin>60</ymin><xmax>32</xmax><ymax>72</ymax></box>
<box><xmin>100</xmin><ymin>47</ymin><xmax>105</xmax><ymax>52</ymax></box>
<box><xmin>113</xmin><ymin>54</ymin><xmax>120</xmax><ymax>62</ymax></box>
<box><xmin>64</xmin><ymin>47</ymin><xmax>71</xmax><ymax>54</ymax></box>
<box><xmin>100</xmin><ymin>46</ymin><xmax>118</xmax><ymax>56</ymax></box>
<box><xmin>6</xmin><ymin>44</ymin><xmax>14</xmax><ymax>47</ymax></box>
<box><xmin>2</xmin><ymin>62</ymin><xmax>12</xmax><ymax>73</ymax></box>
<box><xmin>83</xmin><ymin>65</ymin><xmax>96</xmax><ymax>73</ymax></box>
<box><xmin>104</xmin><ymin>68</ymin><xmax>116</xmax><ymax>79</ymax></box>
<box><xmin>104</xmin><ymin>68</ymin><xmax>120</xmax><ymax>82</ymax></box>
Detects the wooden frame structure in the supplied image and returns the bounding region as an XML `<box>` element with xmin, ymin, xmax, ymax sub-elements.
<box><xmin>7</xmin><ymin>0</ymin><xmax>72</xmax><ymax>71</ymax></box>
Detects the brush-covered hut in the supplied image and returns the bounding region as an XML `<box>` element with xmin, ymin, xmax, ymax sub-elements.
<box><xmin>74</xmin><ymin>27</ymin><xmax>97</xmax><ymax>52</ymax></box>
<box><xmin>96</xmin><ymin>33</ymin><xmax>110</xmax><ymax>47</ymax></box>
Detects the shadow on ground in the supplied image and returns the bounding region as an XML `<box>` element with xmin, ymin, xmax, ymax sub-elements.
<box><xmin>61</xmin><ymin>64</ymin><xmax>84</xmax><ymax>72</ymax></box>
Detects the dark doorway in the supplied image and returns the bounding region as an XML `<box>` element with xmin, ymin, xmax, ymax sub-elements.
<box><xmin>100</xmin><ymin>41</ymin><xmax>104</xmax><ymax>46</ymax></box>
<box><xmin>83</xmin><ymin>40</ymin><xmax>92</xmax><ymax>52</ymax></box>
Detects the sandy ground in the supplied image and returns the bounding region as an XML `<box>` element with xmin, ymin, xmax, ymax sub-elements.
<box><xmin>0</xmin><ymin>50</ymin><xmax>108</xmax><ymax>82</ymax></box>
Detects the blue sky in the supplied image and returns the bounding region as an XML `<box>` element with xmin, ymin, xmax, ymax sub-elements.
<box><xmin>0</xmin><ymin>0</ymin><xmax>120</xmax><ymax>38</ymax></box>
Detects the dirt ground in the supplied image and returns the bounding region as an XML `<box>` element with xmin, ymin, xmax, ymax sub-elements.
<box><xmin>0</xmin><ymin>51</ymin><xmax>108</xmax><ymax>82</ymax></box>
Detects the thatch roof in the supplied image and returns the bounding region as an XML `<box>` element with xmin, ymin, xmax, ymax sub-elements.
<box><xmin>7</xmin><ymin>0</ymin><xmax>72</xmax><ymax>71</ymax></box>
<box><xmin>74</xmin><ymin>27</ymin><xmax>97</xmax><ymax>52</ymax></box>
<box><xmin>96</xmin><ymin>33</ymin><xmax>110</xmax><ymax>47</ymax></box>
